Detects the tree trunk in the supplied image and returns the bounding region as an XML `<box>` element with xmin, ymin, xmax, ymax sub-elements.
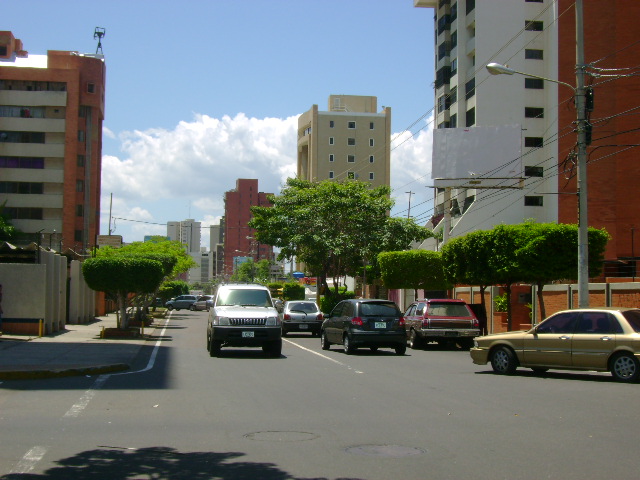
<box><xmin>118</xmin><ymin>293</ymin><xmax>129</xmax><ymax>330</ymax></box>
<box><xmin>505</xmin><ymin>284</ymin><xmax>513</xmax><ymax>331</ymax></box>
<box><xmin>536</xmin><ymin>282</ymin><xmax>546</xmax><ymax>322</ymax></box>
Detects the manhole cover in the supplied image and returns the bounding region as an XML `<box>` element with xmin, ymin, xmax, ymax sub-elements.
<box><xmin>244</xmin><ymin>431</ymin><xmax>319</xmax><ymax>442</ymax></box>
<box><xmin>345</xmin><ymin>445</ymin><xmax>426</xmax><ymax>458</ymax></box>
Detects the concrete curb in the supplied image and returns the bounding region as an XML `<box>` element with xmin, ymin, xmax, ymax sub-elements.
<box><xmin>0</xmin><ymin>363</ymin><xmax>130</xmax><ymax>381</ymax></box>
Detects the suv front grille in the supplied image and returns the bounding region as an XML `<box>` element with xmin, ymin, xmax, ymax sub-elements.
<box><xmin>230</xmin><ymin>317</ymin><xmax>267</xmax><ymax>326</ymax></box>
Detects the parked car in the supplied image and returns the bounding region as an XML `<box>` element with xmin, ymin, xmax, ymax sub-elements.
<box><xmin>206</xmin><ymin>284</ymin><xmax>282</xmax><ymax>357</ymax></box>
<box><xmin>165</xmin><ymin>295</ymin><xmax>198</xmax><ymax>311</ymax></box>
<box><xmin>404</xmin><ymin>299</ymin><xmax>480</xmax><ymax>349</ymax></box>
<box><xmin>191</xmin><ymin>295</ymin><xmax>214</xmax><ymax>311</ymax></box>
<box><xmin>281</xmin><ymin>300</ymin><xmax>323</xmax><ymax>336</ymax></box>
<box><xmin>470</xmin><ymin>307</ymin><xmax>640</xmax><ymax>382</ymax></box>
<box><xmin>321</xmin><ymin>299</ymin><xmax>406</xmax><ymax>355</ymax></box>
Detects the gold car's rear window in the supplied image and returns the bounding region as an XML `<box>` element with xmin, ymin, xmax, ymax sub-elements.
<box><xmin>622</xmin><ymin>310</ymin><xmax>640</xmax><ymax>332</ymax></box>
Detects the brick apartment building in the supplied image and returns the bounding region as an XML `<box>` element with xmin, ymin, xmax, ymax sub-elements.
<box><xmin>223</xmin><ymin>179</ymin><xmax>273</xmax><ymax>276</ymax></box>
<box><xmin>0</xmin><ymin>31</ymin><xmax>105</xmax><ymax>254</ymax></box>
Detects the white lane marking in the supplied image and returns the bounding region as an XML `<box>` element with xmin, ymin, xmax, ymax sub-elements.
<box><xmin>63</xmin><ymin>313</ymin><xmax>173</xmax><ymax>418</ymax></box>
<box><xmin>282</xmin><ymin>338</ymin><xmax>364</xmax><ymax>374</ymax></box>
<box><xmin>10</xmin><ymin>445</ymin><xmax>47</xmax><ymax>474</ymax></box>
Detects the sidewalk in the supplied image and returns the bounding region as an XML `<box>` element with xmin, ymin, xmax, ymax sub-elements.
<box><xmin>0</xmin><ymin>313</ymin><xmax>157</xmax><ymax>381</ymax></box>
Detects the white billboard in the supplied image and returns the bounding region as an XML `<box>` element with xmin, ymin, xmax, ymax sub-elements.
<box><xmin>432</xmin><ymin>125</ymin><xmax>522</xmax><ymax>179</ymax></box>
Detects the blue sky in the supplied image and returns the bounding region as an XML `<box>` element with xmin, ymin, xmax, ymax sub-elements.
<box><xmin>6</xmin><ymin>0</ymin><xmax>436</xmax><ymax>247</ymax></box>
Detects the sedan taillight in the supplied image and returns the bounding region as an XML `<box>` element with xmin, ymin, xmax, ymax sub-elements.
<box><xmin>283</xmin><ymin>313</ymin><xmax>291</xmax><ymax>320</ymax></box>
<box><xmin>398</xmin><ymin>316</ymin><xmax>405</xmax><ymax>327</ymax></box>
<box><xmin>317</xmin><ymin>313</ymin><xmax>323</xmax><ymax>321</ymax></box>
<box><xmin>422</xmin><ymin>318</ymin><xmax>430</xmax><ymax>328</ymax></box>
<box><xmin>351</xmin><ymin>317</ymin><xmax>364</xmax><ymax>326</ymax></box>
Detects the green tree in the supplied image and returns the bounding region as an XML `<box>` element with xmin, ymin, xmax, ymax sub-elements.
<box><xmin>0</xmin><ymin>201</ymin><xmax>18</xmax><ymax>242</ymax></box>
<box><xmin>249</xmin><ymin>178</ymin><xmax>431</xmax><ymax>302</ymax></box>
<box><xmin>378</xmin><ymin>250</ymin><xmax>451</xmax><ymax>298</ymax></box>
<box><xmin>82</xmin><ymin>257</ymin><xmax>164</xmax><ymax>329</ymax></box>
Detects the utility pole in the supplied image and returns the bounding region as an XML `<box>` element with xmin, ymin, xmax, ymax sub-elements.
<box><xmin>575</xmin><ymin>0</ymin><xmax>589</xmax><ymax>307</ymax></box>
<box><xmin>406</xmin><ymin>191</ymin><xmax>414</xmax><ymax>219</ymax></box>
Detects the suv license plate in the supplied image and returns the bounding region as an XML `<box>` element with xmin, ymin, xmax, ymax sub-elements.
<box><xmin>374</xmin><ymin>322</ymin><xmax>386</xmax><ymax>329</ymax></box>
<box><xmin>242</xmin><ymin>331</ymin><xmax>255</xmax><ymax>338</ymax></box>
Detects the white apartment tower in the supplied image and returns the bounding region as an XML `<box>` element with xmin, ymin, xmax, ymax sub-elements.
<box><xmin>167</xmin><ymin>219</ymin><xmax>201</xmax><ymax>253</ymax></box>
<box><xmin>297</xmin><ymin>95</ymin><xmax>392</xmax><ymax>188</ymax></box>
<box><xmin>415</xmin><ymin>0</ymin><xmax>559</xmax><ymax>242</ymax></box>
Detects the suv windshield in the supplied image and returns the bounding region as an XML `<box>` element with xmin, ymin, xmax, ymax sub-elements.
<box><xmin>427</xmin><ymin>303</ymin><xmax>471</xmax><ymax>317</ymax></box>
<box><xmin>217</xmin><ymin>289</ymin><xmax>272</xmax><ymax>307</ymax></box>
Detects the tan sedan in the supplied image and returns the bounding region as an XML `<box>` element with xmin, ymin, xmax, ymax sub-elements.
<box><xmin>470</xmin><ymin>307</ymin><xmax>640</xmax><ymax>382</ymax></box>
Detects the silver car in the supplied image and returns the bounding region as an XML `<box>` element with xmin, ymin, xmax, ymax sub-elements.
<box><xmin>282</xmin><ymin>300</ymin><xmax>323</xmax><ymax>336</ymax></box>
<box><xmin>191</xmin><ymin>295</ymin><xmax>214</xmax><ymax>311</ymax></box>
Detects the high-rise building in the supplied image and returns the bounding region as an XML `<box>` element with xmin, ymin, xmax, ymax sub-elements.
<box><xmin>0</xmin><ymin>31</ymin><xmax>105</xmax><ymax>253</ymax></box>
<box><xmin>167</xmin><ymin>219</ymin><xmax>201</xmax><ymax>253</ymax></box>
<box><xmin>297</xmin><ymin>95</ymin><xmax>391</xmax><ymax>187</ymax></box>
<box><xmin>416</xmin><ymin>1</ymin><xmax>640</xmax><ymax>275</ymax></box>
<box><xmin>223</xmin><ymin>179</ymin><xmax>273</xmax><ymax>276</ymax></box>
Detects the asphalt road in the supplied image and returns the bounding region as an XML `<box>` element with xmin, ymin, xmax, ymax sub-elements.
<box><xmin>0</xmin><ymin>309</ymin><xmax>638</xmax><ymax>480</ymax></box>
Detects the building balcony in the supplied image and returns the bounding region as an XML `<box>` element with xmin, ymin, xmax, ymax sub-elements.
<box><xmin>0</xmin><ymin>167</ymin><xmax>63</xmax><ymax>183</ymax></box>
<box><xmin>0</xmin><ymin>117</ymin><xmax>65</xmax><ymax>133</ymax></box>
<box><xmin>0</xmin><ymin>142</ymin><xmax>65</xmax><ymax>157</ymax></box>
<box><xmin>466</xmin><ymin>36</ymin><xmax>476</xmax><ymax>55</ymax></box>
<box><xmin>0</xmin><ymin>90</ymin><xmax>67</xmax><ymax>107</ymax></box>
<box><xmin>3</xmin><ymin>193</ymin><xmax>63</xmax><ymax>209</ymax></box>
<box><xmin>414</xmin><ymin>0</ymin><xmax>437</xmax><ymax>7</ymax></box>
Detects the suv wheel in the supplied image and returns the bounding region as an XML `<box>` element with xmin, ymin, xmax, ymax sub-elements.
<box><xmin>209</xmin><ymin>339</ymin><xmax>222</xmax><ymax>357</ymax></box>
<box><xmin>395</xmin><ymin>344</ymin><xmax>407</xmax><ymax>356</ymax></box>
<box><xmin>263</xmin><ymin>339</ymin><xmax>282</xmax><ymax>358</ymax></box>
<box><xmin>167</xmin><ymin>305</ymin><xmax>174</xmax><ymax>311</ymax></box>
<box><xmin>321</xmin><ymin>331</ymin><xmax>330</xmax><ymax>350</ymax></box>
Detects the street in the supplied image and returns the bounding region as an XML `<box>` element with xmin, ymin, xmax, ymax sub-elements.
<box><xmin>0</xmin><ymin>310</ymin><xmax>638</xmax><ymax>480</ymax></box>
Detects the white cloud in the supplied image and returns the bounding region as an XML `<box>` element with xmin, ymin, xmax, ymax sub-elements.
<box><xmin>100</xmin><ymin>112</ymin><xmax>434</xmax><ymax>242</ymax></box>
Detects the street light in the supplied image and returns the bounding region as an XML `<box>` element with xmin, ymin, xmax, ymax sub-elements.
<box><xmin>485</xmin><ymin>2</ymin><xmax>589</xmax><ymax>308</ymax></box>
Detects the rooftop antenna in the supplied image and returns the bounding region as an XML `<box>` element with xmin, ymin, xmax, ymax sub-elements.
<box><xmin>94</xmin><ymin>27</ymin><xmax>106</xmax><ymax>55</ymax></box>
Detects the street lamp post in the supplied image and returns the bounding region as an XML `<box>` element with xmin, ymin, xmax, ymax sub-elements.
<box><xmin>485</xmin><ymin>2</ymin><xmax>589</xmax><ymax>308</ymax></box>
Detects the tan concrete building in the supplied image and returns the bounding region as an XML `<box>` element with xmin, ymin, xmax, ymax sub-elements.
<box><xmin>297</xmin><ymin>95</ymin><xmax>391</xmax><ymax>187</ymax></box>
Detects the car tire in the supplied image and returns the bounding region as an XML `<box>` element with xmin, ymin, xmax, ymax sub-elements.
<box><xmin>189</xmin><ymin>305</ymin><xmax>195</xmax><ymax>311</ymax></box>
<box><xmin>282</xmin><ymin>330</ymin><xmax>288</xmax><ymax>337</ymax></box>
<box><xmin>458</xmin><ymin>338</ymin><xmax>475</xmax><ymax>350</ymax></box>
<box><xmin>369</xmin><ymin>346</ymin><xmax>379</xmax><ymax>352</ymax></box>
<box><xmin>395</xmin><ymin>344</ymin><xmax>407</xmax><ymax>356</ymax></box>
<box><xmin>343</xmin><ymin>334</ymin><xmax>356</xmax><ymax>355</ymax></box>
<box><xmin>490</xmin><ymin>346</ymin><xmax>518</xmax><ymax>375</ymax></box>
<box><xmin>209</xmin><ymin>339</ymin><xmax>222</xmax><ymax>357</ymax></box>
<box><xmin>167</xmin><ymin>305</ymin><xmax>174</xmax><ymax>311</ymax></box>
<box><xmin>408</xmin><ymin>330</ymin><xmax>422</xmax><ymax>350</ymax></box>
<box><xmin>610</xmin><ymin>352</ymin><xmax>640</xmax><ymax>382</ymax></box>
<box><xmin>321</xmin><ymin>331</ymin><xmax>330</xmax><ymax>350</ymax></box>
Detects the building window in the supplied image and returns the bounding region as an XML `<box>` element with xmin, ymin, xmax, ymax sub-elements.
<box><xmin>76</xmin><ymin>204</ymin><xmax>84</xmax><ymax>217</ymax></box>
<box><xmin>438</xmin><ymin>94</ymin><xmax>451</xmax><ymax>113</ymax></box>
<box><xmin>329</xmin><ymin>171</ymin><xmax>334</xmax><ymax>179</ymax></box>
<box><xmin>466</xmin><ymin>0</ymin><xmax>475</xmax><ymax>15</ymax></box>
<box><xmin>77</xmin><ymin>155</ymin><xmax>86</xmax><ymax>167</ymax></box>
<box><xmin>451</xmin><ymin>31</ymin><xmax>457</xmax><ymax>49</ymax></box>
<box><xmin>347</xmin><ymin>138</ymin><xmax>355</xmax><ymax>146</ymax></box>
<box><xmin>525</xmin><ymin>20</ymin><xmax>544</xmax><ymax>31</ymax></box>
<box><xmin>450</xmin><ymin>113</ymin><xmax>457</xmax><ymax>128</ymax></box>
<box><xmin>525</xmin><ymin>166</ymin><xmax>544</xmax><ymax>177</ymax></box>
<box><xmin>329</xmin><ymin>154</ymin><xmax>334</xmax><ymax>162</ymax></box>
<box><xmin>348</xmin><ymin>155</ymin><xmax>355</xmax><ymax>163</ymax></box>
<box><xmin>329</xmin><ymin>120</ymin><xmax>334</xmax><ymax>128</ymax></box>
<box><xmin>451</xmin><ymin>2</ymin><xmax>457</xmax><ymax>21</ymax></box>
<box><xmin>525</xmin><ymin>49</ymin><xmax>544</xmax><ymax>60</ymax></box>
<box><xmin>369</xmin><ymin>172</ymin><xmax>374</xmax><ymax>181</ymax></box>
<box><xmin>369</xmin><ymin>122</ymin><xmax>374</xmax><ymax>129</ymax></box>
<box><xmin>79</xmin><ymin>106</ymin><xmax>91</xmax><ymax>118</ymax></box>
<box><xmin>524</xmin><ymin>137</ymin><xmax>544</xmax><ymax>148</ymax></box>
<box><xmin>329</xmin><ymin>137</ymin><xmax>334</xmax><ymax>145</ymax></box>
<box><xmin>348</xmin><ymin>121</ymin><xmax>356</xmax><ymax>129</ymax></box>
<box><xmin>525</xmin><ymin>78</ymin><xmax>545</xmax><ymax>89</ymax></box>
<box><xmin>525</xmin><ymin>0</ymin><xmax>543</xmax><ymax>3</ymax></box>
<box><xmin>466</xmin><ymin>107</ymin><xmax>475</xmax><ymax>127</ymax></box>
<box><xmin>450</xmin><ymin>86</ymin><xmax>458</xmax><ymax>104</ymax></box>
<box><xmin>75</xmin><ymin>230</ymin><xmax>83</xmax><ymax>242</ymax></box>
<box><xmin>451</xmin><ymin>58</ymin><xmax>457</xmax><ymax>75</ymax></box>
<box><xmin>78</xmin><ymin>130</ymin><xmax>85</xmax><ymax>142</ymax></box>
<box><xmin>76</xmin><ymin>180</ymin><xmax>84</xmax><ymax>192</ymax></box>
<box><xmin>0</xmin><ymin>156</ymin><xmax>45</xmax><ymax>169</ymax></box>
<box><xmin>525</xmin><ymin>107</ymin><xmax>544</xmax><ymax>118</ymax></box>
<box><xmin>369</xmin><ymin>138</ymin><xmax>374</xmax><ymax>147</ymax></box>
<box><xmin>369</xmin><ymin>155</ymin><xmax>374</xmax><ymax>163</ymax></box>
<box><xmin>0</xmin><ymin>182</ymin><xmax>43</xmax><ymax>194</ymax></box>
<box><xmin>465</xmin><ymin>78</ymin><xmax>475</xmax><ymax>100</ymax></box>
<box><xmin>87</xmin><ymin>83</ymin><xmax>95</xmax><ymax>93</ymax></box>
<box><xmin>524</xmin><ymin>196</ymin><xmax>544</xmax><ymax>206</ymax></box>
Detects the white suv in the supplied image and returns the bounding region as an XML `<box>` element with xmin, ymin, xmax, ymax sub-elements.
<box><xmin>206</xmin><ymin>284</ymin><xmax>282</xmax><ymax>357</ymax></box>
